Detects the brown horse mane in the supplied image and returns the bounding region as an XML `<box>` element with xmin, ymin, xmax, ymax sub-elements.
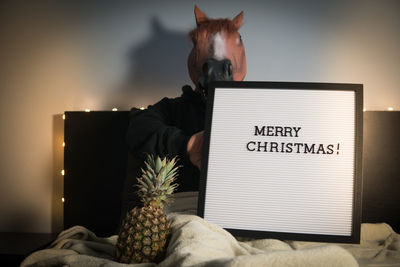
<box><xmin>188</xmin><ymin>18</ymin><xmax>239</xmax><ymax>42</ymax></box>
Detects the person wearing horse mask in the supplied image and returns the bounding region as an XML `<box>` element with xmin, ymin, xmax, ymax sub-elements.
<box><xmin>124</xmin><ymin>6</ymin><xmax>246</xmax><ymax>210</ymax></box>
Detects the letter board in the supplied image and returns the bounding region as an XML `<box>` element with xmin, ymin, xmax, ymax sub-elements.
<box><xmin>198</xmin><ymin>81</ymin><xmax>363</xmax><ymax>243</ymax></box>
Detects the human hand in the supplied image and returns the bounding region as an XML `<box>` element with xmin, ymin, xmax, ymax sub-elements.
<box><xmin>187</xmin><ymin>131</ymin><xmax>204</xmax><ymax>170</ymax></box>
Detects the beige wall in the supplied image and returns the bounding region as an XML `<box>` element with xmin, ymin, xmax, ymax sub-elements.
<box><xmin>1</xmin><ymin>0</ymin><xmax>399</xmax><ymax>233</ymax></box>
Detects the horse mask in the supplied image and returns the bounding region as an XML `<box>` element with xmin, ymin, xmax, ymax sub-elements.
<box><xmin>188</xmin><ymin>6</ymin><xmax>247</xmax><ymax>97</ymax></box>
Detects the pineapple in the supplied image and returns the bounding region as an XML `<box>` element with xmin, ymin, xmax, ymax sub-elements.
<box><xmin>116</xmin><ymin>154</ymin><xmax>179</xmax><ymax>263</ymax></box>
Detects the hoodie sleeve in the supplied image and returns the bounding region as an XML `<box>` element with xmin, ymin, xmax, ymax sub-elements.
<box><xmin>126</xmin><ymin>97</ymin><xmax>190</xmax><ymax>160</ymax></box>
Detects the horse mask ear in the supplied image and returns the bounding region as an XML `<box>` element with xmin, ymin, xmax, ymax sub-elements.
<box><xmin>232</xmin><ymin>11</ymin><xmax>244</xmax><ymax>29</ymax></box>
<box><xmin>194</xmin><ymin>5</ymin><xmax>209</xmax><ymax>25</ymax></box>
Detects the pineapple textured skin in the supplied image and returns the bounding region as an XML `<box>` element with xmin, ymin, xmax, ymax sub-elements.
<box><xmin>116</xmin><ymin>154</ymin><xmax>179</xmax><ymax>264</ymax></box>
<box><xmin>116</xmin><ymin>205</ymin><xmax>171</xmax><ymax>263</ymax></box>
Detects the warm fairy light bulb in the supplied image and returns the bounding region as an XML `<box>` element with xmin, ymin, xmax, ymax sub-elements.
<box><xmin>112</xmin><ymin>108</ymin><xmax>118</xmax><ymax>111</ymax></box>
<box><xmin>363</xmin><ymin>108</ymin><xmax>366</xmax><ymax>112</ymax></box>
<box><xmin>140</xmin><ymin>107</ymin><xmax>145</xmax><ymax>110</ymax></box>
<box><xmin>62</xmin><ymin>197</ymin><xmax>65</xmax><ymax>203</ymax></box>
<box><xmin>62</xmin><ymin>142</ymin><xmax>65</xmax><ymax>147</ymax></box>
<box><xmin>387</xmin><ymin>107</ymin><xmax>393</xmax><ymax>111</ymax></box>
<box><xmin>62</xmin><ymin>114</ymin><xmax>66</xmax><ymax>120</ymax></box>
<box><xmin>85</xmin><ymin>109</ymin><xmax>90</xmax><ymax>112</ymax></box>
<box><xmin>61</xmin><ymin>169</ymin><xmax>65</xmax><ymax>176</ymax></box>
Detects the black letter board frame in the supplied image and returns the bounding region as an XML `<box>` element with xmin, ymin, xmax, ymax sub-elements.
<box><xmin>198</xmin><ymin>81</ymin><xmax>363</xmax><ymax>243</ymax></box>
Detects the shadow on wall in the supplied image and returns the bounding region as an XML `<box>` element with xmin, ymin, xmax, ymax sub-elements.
<box><xmin>111</xmin><ymin>17</ymin><xmax>193</xmax><ymax>108</ymax></box>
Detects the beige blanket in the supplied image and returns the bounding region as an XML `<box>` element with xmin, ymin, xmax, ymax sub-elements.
<box><xmin>22</xmin><ymin>192</ymin><xmax>400</xmax><ymax>267</ymax></box>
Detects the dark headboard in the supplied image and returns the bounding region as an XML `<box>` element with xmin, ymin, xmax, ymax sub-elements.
<box><xmin>362</xmin><ymin>111</ymin><xmax>400</xmax><ymax>231</ymax></box>
<box><xmin>64</xmin><ymin>111</ymin><xmax>130</xmax><ymax>237</ymax></box>
<box><xmin>63</xmin><ymin>111</ymin><xmax>400</xmax><ymax>236</ymax></box>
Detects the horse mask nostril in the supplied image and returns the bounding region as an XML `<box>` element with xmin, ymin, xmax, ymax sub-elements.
<box><xmin>199</xmin><ymin>59</ymin><xmax>233</xmax><ymax>92</ymax></box>
<box><xmin>202</xmin><ymin>59</ymin><xmax>233</xmax><ymax>77</ymax></box>
<box><xmin>224</xmin><ymin>61</ymin><xmax>233</xmax><ymax>77</ymax></box>
<box><xmin>202</xmin><ymin>62</ymin><xmax>213</xmax><ymax>77</ymax></box>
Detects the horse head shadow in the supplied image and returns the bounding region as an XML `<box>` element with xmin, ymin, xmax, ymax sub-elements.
<box><xmin>117</xmin><ymin>16</ymin><xmax>193</xmax><ymax>107</ymax></box>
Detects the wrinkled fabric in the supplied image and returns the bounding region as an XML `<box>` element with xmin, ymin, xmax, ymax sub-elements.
<box><xmin>22</xmin><ymin>192</ymin><xmax>400</xmax><ymax>267</ymax></box>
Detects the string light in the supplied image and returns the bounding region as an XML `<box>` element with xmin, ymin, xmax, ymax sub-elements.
<box><xmin>140</xmin><ymin>107</ymin><xmax>145</xmax><ymax>110</ymax></box>
<box><xmin>62</xmin><ymin>114</ymin><xmax>66</xmax><ymax>120</ymax></box>
<box><xmin>62</xmin><ymin>197</ymin><xmax>65</xmax><ymax>203</ymax></box>
<box><xmin>85</xmin><ymin>109</ymin><xmax>91</xmax><ymax>112</ymax></box>
<box><xmin>61</xmin><ymin>169</ymin><xmax>65</xmax><ymax>176</ymax></box>
<box><xmin>387</xmin><ymin>107</ymin><xmax>393</xmax><ymax>111</ymax></box>
<box><xmin>62</xmin><ymin>142</ymin><xmax>65</xmax><ymax>148</ymax></box>
<box><xmin>112</xmin><ymin>108</ymin><xmax>118</xmax><ymax>111</ymax></box>
<box><xmin>363</xmin><ymin>108</ymin><xmax>366</xmax><ymax>112</ymax></box>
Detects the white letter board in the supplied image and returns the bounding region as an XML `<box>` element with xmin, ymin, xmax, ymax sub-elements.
<box><xmin>198</xmin><ymin>81</ymin><xmax>363</xmax><ymax>243</ymax></box>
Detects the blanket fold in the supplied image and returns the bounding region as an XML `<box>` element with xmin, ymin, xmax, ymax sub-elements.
<box><xmin>158</xmin><ymin>213</ymin><xmax>358</xmax><ymax>267</ymax></box>
<box><xmin>21</xmin><ymin>192</ymin><xmax>400</xmax><ymax>267</ymax></box>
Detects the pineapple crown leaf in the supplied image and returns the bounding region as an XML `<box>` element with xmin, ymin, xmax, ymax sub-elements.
<box><xmin>155</xmin><ymin>156</ymin><xmax>163</xmax><ymax>173</ymax></box>
<box><xmin>136</xmin><ymin>154</ymin><xmax>181</xmax><ymax>206</ymax></box>
<box><xmin>139</xmin><ymin>170</ymin><xmax>155</xmax><ymax>191</ymax></box>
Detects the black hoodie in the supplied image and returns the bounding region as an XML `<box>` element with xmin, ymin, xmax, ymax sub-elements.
<box><xmin>126</xmin><ymin>85</ymin><xmax>206</xmax><ymax>194</ymax></box>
